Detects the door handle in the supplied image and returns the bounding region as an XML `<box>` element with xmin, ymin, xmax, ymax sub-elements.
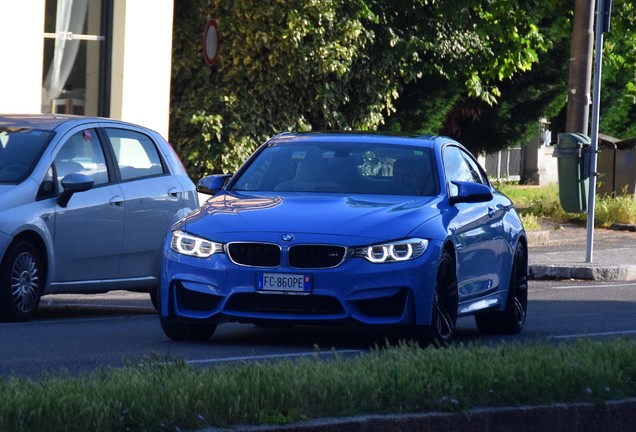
<box><xmin>167</xmin><ymin>187</ymin><xmax>180</xmax><ymax>199</ymax></box>
<box><xmin>109</xmin><ymin>196</ymin><xmax>124</xmax><ymax>207</ymax></box>
<box><xmin>488</xmin><ymin>204</ymin><xmax>504</xmax><ymax>217</ymax></box>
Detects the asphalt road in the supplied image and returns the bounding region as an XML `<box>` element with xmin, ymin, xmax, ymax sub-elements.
<box><xmin>1</xmin><ymin>279</ymin><xmax>635</xmax><ymax>380</ymax></box>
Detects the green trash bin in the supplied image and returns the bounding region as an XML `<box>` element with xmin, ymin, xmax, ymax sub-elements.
<box><xmin>553</xmin><ymin>133</ymin><xmax>591</xmax><ymax>213</ymax></box>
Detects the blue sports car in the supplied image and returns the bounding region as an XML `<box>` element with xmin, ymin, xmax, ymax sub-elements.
<box><xmin>159</xmin><ymin>132</ymin><xmax>528</xmax><ymax>344</ymax></box>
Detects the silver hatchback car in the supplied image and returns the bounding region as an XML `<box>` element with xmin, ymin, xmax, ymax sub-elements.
<box><xmin>0</xmin><ymin>115</ymin><xmax>198</xmax><ymax>321</ymax></box>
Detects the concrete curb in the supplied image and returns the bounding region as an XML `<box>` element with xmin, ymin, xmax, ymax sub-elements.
<box><xmin>202</xmin><ymin>398</ymin><xmax>636</xmax><ymax>432</ymax></box>
<box><xmin>529</xmin><ymin>263</ymin><xmax>636</xmax><ymax>281</ymax></box>
<box><xmin>527</xmin><ymin>224</ymin><xmax>636</xmax><ymax>281</ymax></box>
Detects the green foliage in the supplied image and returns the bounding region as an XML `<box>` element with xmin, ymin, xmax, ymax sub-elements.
<box><xmin>170</xmin><ymin>0</ymin><xmax>551</xmax><ymax>180</ymax></box>
<box><xmin>1</xmin><ymin>339</ymin><xmax>635</xmax><ymax>431</ymax></box>
<box><xmin>595</xmin><ymin>191</ymin><xmax>636</xmax><ymax>227</ymax></box>
<box><xmin>386</xmin><ymin>0</ymin><xmax>571</xmax><ymax>155</ymax></box>
<box><xmin>172</xmin><ymin>0</ymin><xmax>388</xmax><ymax>178</ymax></box>
<box><xmin>169</xmin><ymin>1</ymin><xmax>636</xmax><ymax>181</ymax></box>
<box><xmin>600</xmin><ymin>0</ymin><xmax>636</xmax><ymax>139</ymax></box>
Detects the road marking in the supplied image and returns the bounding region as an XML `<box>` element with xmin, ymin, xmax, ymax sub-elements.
<box><xmin>551</xmin><ymin>329</ymin><xmax>636</xmax><ymax>339</ymax></box>
<box><xmin>549</xmin><ymin>283</ymin><xmax>636</xmax><ymax>290</ymax></box>
<box><xmin>185</xmin><ymin>349</ymin><xmax>365</xmax><ymax>365</ymax></box>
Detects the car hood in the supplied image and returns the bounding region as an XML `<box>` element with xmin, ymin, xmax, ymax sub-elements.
<box><xmin>181</xmin><ymin>192</ymin><xmax>442</xmax><ymax>245</ymax></box>
<box><xmin>0</xmin><ymin>184</ymin><xmax>17</xmax><ymax>196</ymax></box>
<box><xmin>0</xmin><ymin>184</ymin><xmax>23</xmax><ymax>203</ymax></box>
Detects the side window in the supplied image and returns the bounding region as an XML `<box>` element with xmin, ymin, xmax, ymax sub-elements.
<box><xmin>443</xmin><ymin>146</ymin><xmax>487</xmax><ymax>185</ymax></box>
<box><xmin>53</xmin><ymin>129</ymin><xmax>109</xmax><ymax>189</ymax></box>
<box><xmin>104</xmin><ymin>128</ymin><xmax>165</xmax><ymax>181</ymax></box>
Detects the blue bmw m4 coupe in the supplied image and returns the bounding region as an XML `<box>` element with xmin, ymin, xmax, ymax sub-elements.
<box><xmin>159</xmin><ymin>132</ymin><xmax>528</xmax><ymax>344</ymax></box>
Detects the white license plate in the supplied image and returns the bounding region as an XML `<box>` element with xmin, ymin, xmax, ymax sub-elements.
<box><xmin>257</xmin><ymin>273</ymin><xmax>312</xmax><ymax>293</ymax></box>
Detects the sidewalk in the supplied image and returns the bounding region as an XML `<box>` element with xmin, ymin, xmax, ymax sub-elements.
<box><xmin>527</xmin><ymin>221</ymin><xmax>636</xmax><ymax>281</ymax></box>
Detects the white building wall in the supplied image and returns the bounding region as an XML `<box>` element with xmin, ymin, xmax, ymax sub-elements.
<box><xmin>0</xmin><ymin>0</ymin><xmax>173</xmax><ymax>139</ymax></box>
<box><xmin>0</xmin><ymin>1</ymin><xmax>46</xmax><ymax>114</ymax></box>
<box><xmin>110</xmin><ymin>0</ymin><xmax>174</xmax><ymax>139</ymax></box>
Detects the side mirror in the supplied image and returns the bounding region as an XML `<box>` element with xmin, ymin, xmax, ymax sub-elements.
<box><xmin>197</xmin><ymin>174</ymin><xmax>232</xmax><ymax>195</ymax></box>
<box><xmin>448</xmin><ymin>181</ymin><xmax>493</xmax><ymax>205</ymax></box>
<box><xmin>58</xmin><ymin>173</ymin><xmax>94</xmax><ymax>208</ymax></box>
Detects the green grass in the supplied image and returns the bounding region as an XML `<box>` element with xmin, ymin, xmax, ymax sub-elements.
<box><xmin>496</xmin><ymin>183</ymin><xmax>636</xmax><ymax>230</ymax></box>
<box><xmin>1</xmin><ymin>339</ymin><xmax>635</xmax><ymax>431</ymax></box>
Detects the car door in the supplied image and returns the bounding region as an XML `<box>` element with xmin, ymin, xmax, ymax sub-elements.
<box><xmin>50</xmin><ymin>128</ymin><xmax>125</xmax><ymax>286</ymax></box>
<box><xmin>443</xmin><ymin>145</ymin><xmax>505</xmax><ymax>300</ymax></box>
<box><xmin>102</xmin><ymin>127</ymin><xmax>185</xmax><ymax>280</ymax></box>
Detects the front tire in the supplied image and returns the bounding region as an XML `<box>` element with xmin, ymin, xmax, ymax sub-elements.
<box><xmin>0</xmin><ymin>241</ymin><xmax>43</xmax><ymax>322</ymax></box>
<box><xmin>160</xmin><ymin>317</ymin><xmax>217</xmax><ymax>342</ymax></box>
<box><xmin>423</xmin><ymin>250</ymin><xmax>458</xmax><ymax>346</ymax></box>
<box><xmin>475</xmin><ymin>242</ymin><xmax>528</xmax><ymax>334</ymax></box>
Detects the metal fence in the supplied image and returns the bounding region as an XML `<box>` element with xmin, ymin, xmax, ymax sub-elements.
<box><xmin>483</xmin><ymin>148</ymin><xmax>522</xmax><ymax>181</ymax></box>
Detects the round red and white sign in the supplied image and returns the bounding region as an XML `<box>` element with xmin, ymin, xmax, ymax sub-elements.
<box><xmin>204</xmin><ymin>19</ymin><xmax>219</xmax><ymax>66</ymax></box>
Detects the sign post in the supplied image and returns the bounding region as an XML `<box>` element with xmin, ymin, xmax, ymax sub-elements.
<box><xmin>586</xmin><ymin>0</ymin><xmax>611</xmax><ymax>263</ymax></box>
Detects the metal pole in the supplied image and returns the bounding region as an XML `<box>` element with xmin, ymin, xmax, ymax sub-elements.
<box><xmin>586</xmin><ymin>0</ymin><xmax>611</xmax><ymax>263</ymax></box>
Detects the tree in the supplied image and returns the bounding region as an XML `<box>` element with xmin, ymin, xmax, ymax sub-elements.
<box><xmin>599</xmin><ymin>0</ymin><xmax>636</xmax><ymax>139</ymax></box>
<box><xmin>414</xmin><ymin>0</ymin><xmax>572</xmax><ymax>155</ymax></box>
<box><xmin>169</xmin><ymin>1</ymin><xmax>636</xmax><ymax>178</ymax></box>
<box><xmin>171</xmin><ymin>0</ymin><xmax>386</xmax><ymax>177</ymax></box>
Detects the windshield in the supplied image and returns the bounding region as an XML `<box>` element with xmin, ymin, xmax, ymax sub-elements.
<box><xmin>0</xmin><ymin>128</ymin><xmax>54</xmax><ymax>183</ymax></box>
<box><xmin>231</xmin><ymin>141</ymin><xmax>438</xmax><ymax>196</ymax></box>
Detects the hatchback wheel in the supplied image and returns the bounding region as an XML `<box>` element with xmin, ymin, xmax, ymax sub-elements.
<box><xmin>475</xmin><ymin>243</ymin><xmax>528</xmax><ymax>334</ymax></box>
<box><xmin>0</xmin><ymin>242</ymin><xmax>43</xmax><ymax>322</ymax></box>
<box><xmin>424</xmin><ymin>250</ymin><xmax>458</xmax><ymax>346</ymax></box>
<box><xmin>160</xmin><ymin>317</ymin><xmax>217</xmax><ymax>342</ymax></box>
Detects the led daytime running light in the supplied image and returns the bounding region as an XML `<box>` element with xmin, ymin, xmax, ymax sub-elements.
<box><xmin>356</xmin><ymin>239</ymin><xmax>428</xmax><ymax>264</ymax></box>
<box><xmin>170</xmin><ymin>230</ymin><xmax>221</xmax><ymax>258</ymax></box>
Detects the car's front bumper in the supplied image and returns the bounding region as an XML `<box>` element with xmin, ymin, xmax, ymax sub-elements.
<box><xmin>159</xmin><ymin>240</ymin><xmax>442</xmax><ymax>328</ymax></box>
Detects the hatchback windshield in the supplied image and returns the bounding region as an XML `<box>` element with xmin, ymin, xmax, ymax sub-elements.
<box><xmin>0</xmin><ymin>129</ymin><xmax>54</xmax><ymax>183</ymax></box>
<box><xmin>231</xmin><ymin>142</ymin><xmax>437</xmax><ymax>196</ymax></box>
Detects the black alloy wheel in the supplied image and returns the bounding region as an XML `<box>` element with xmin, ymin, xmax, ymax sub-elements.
<box><xmin>425</xmin><ymin>250</ymin><xmax>458</xmax><ymax>346</ymax></box>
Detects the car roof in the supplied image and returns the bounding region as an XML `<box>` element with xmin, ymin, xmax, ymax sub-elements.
<box><xmin>0</xmin><ymin>114</ymin><xmax>138</xmax><ymax>132</ymax></box>
<box><xmin>0</xmin><ymin>114</ymin><xmax>85</xmax><ymax>131</ymax></box>
<box><xmin>266</xmin><ymin>131</ymin><xmax>449</xmax><ymax>149</ymax></box>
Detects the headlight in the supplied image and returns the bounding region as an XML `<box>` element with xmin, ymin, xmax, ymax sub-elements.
<box><xmin>170</xmin><ymin>230</ymin><xmax>223</xmax><ymax>258</ymax></box>
<box><xmin>354</xmin><ymin>238</ymin><xmax>428</xmax><ymax>263</ymax></box>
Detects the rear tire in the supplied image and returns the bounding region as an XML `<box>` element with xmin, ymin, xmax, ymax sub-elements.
<box><xmin>475</xmin><ymin>242</ymin><xmax>528</xmax><ymax>334</ymax></box>
<box><xmin>0</xmin><ymin>241</ymin><xmax>43</xmax><ymax>322</ymax></box>
<box><xmin>160</xmin><ymin>317</ymin><xmax>217</xmax><ymax>342</ymax></box>
<box><xmin>423</xmin><ymin>250</ymin><xmax>458</xmax><ymax>346</ymax></box>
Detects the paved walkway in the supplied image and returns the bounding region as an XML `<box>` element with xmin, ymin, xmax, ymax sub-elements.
<box><xmin>527</xmin><ymin>221</ymin><xmax>636</xmax><ymax>281</ymax></box>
